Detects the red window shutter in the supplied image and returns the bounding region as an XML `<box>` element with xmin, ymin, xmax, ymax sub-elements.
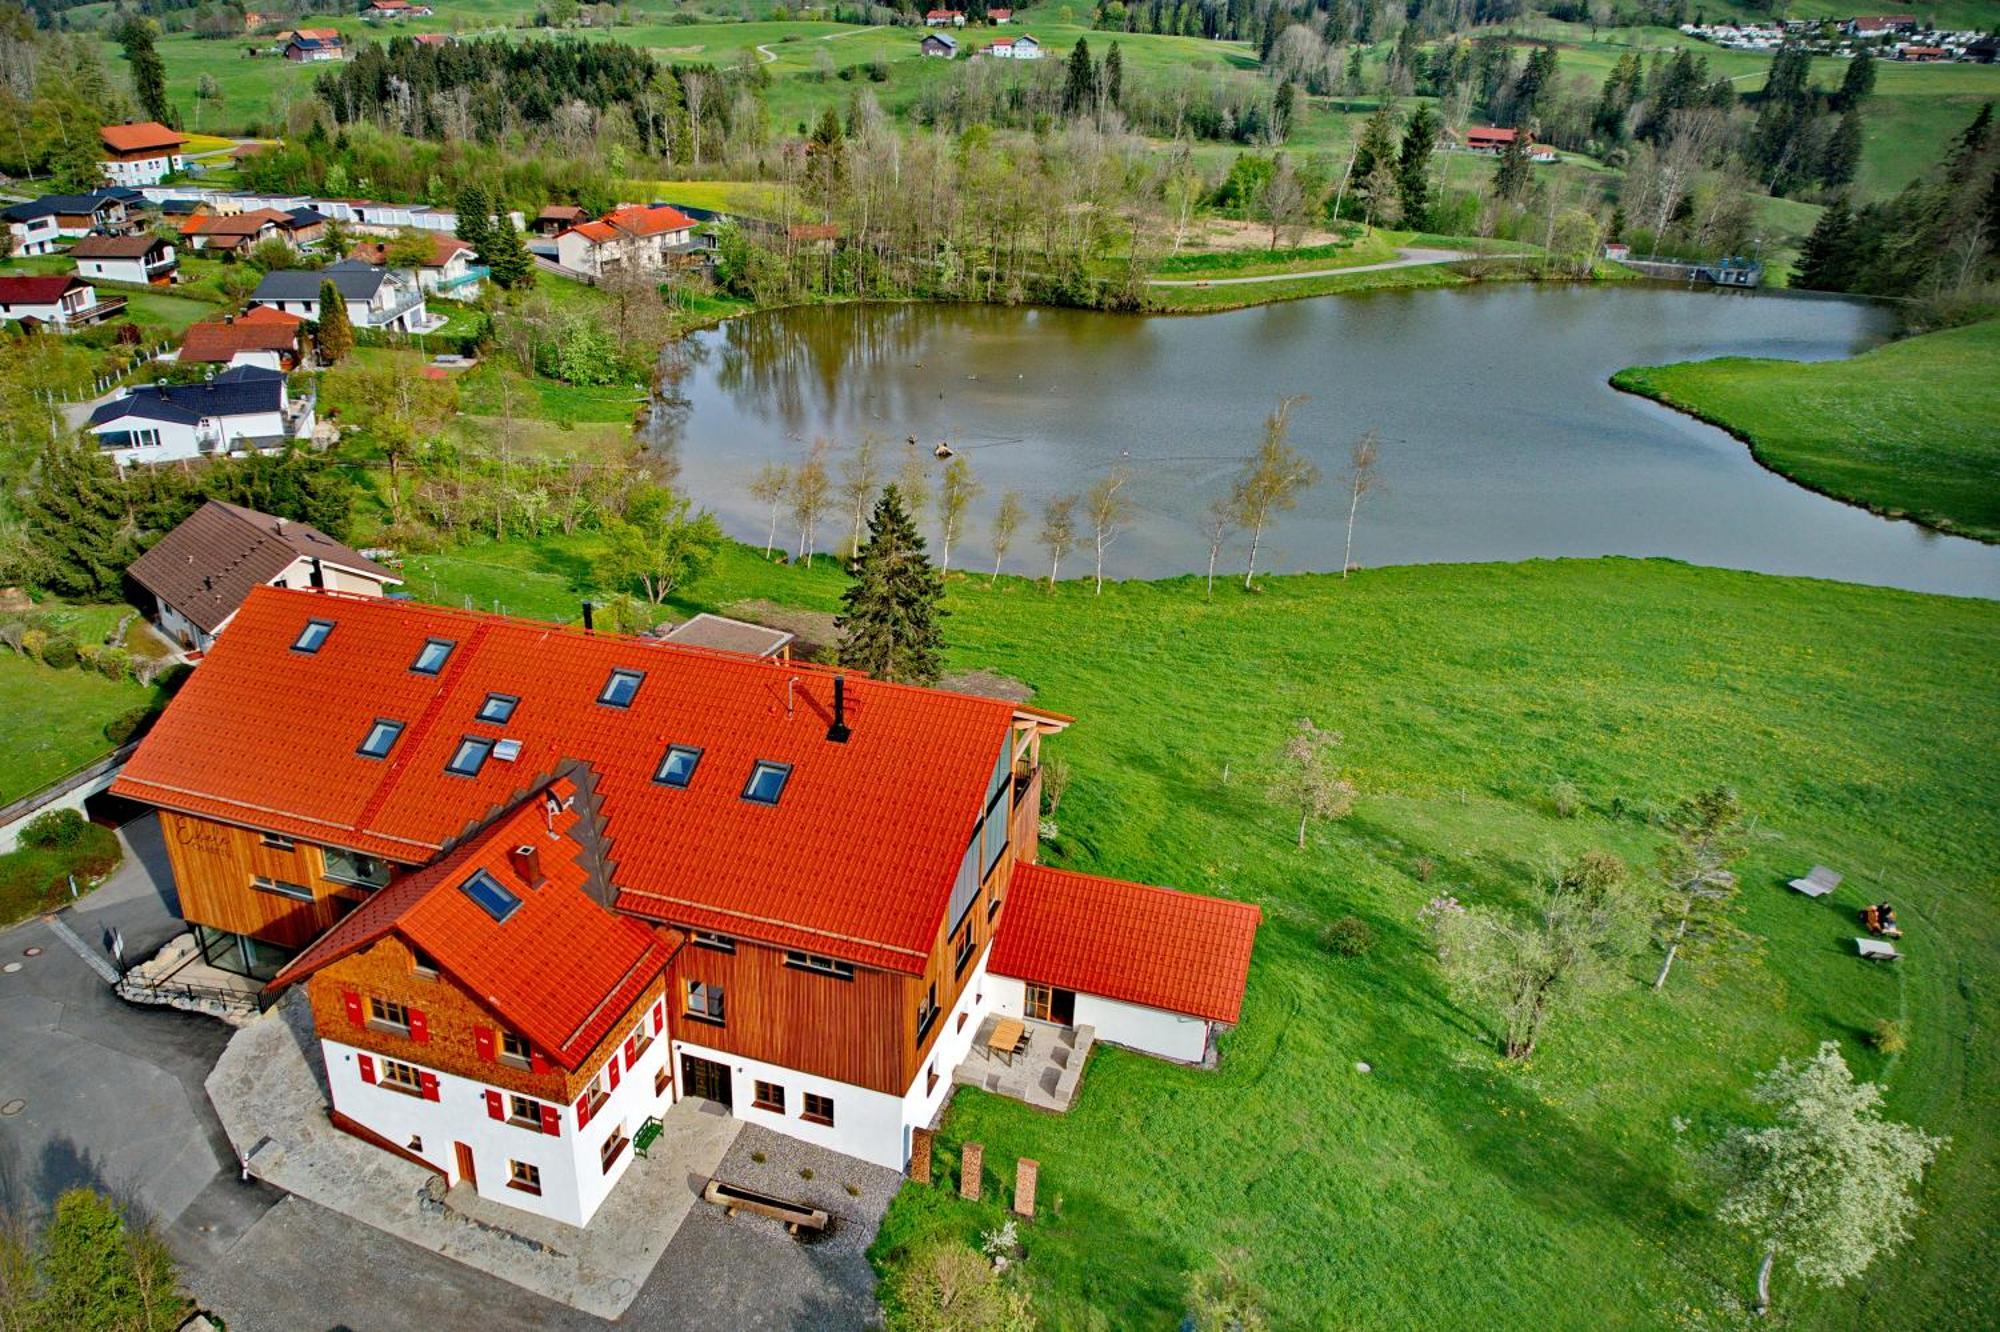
<box><xmin>623</xmin><ymin>1035</ymin><xmax>638</xmax><ymax>1067</ymax></box>
<box><xmin>574</xmin><ymin>1091</ymin><xmax>592</xmax><ymax>1128</ymax></box>
<box><xmin>651</xmin><ymin>1002</ymin><xmax>663</xmax><ymax>1035</ymax></box>
<box><xmin>529</xmin><ymin>1050</ymin><xmax>551</xmax><ymax>1075</ymax></box>
<box><xmin>607</xmin><ymin>1057</ymin><xmax>621</xmax><ymax>1091</ymax></box>
<box><xmin>342</xmin><ymin>990</ymin><xmax>363</xmax><ymax>1026</ymax></box>
<box><xmin>358</xmin><ymin>1053</ymin><xmax>376</xmax><ymax>1084</ymax></box>
<box><xmin>408</xmin><ymin>1008</ymin><xmax>430</xmax><ymax>1043</ymax></box>
<box><xmin>540</xmin><ymin>1103</ymin><xmax>560</xmax><ymax>1136</ymax></box>
<box><xmin>473</xmin><ymin>1025</ymin><xmax>495</xmax><ymax>1061</ymax></box>
<box><xmin>420</xmin><ymin>1071</ymin><xmax>440</xmax><ymax>1102</ymax></box>
<box><xmin>485</xmin><ymin>1089</ymin><xmax>504</xmax><ymax>1121</ymax></box>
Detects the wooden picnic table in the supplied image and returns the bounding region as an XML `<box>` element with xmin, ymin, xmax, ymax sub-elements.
<box><xmin>988</xmin><ymin>1017</ymin><xmax>1026</xmax><ymax>1065</ymax></box>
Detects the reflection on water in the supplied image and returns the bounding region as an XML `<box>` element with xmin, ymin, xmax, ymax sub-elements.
<box><xmin>648</xmin><ymin>286</ymin><xmax>2000</xmax><ymax>600</ymax></box>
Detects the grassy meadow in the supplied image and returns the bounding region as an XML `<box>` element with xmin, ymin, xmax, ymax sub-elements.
<box><xmin>392</xmin><ymin>535</ymin><xmax>2000</xmax><ymax>1330</ymax></box>
<box><xmin>1613</xmin><ymin>318</ymin><xmax>2000</xmax><ymax>544</ymax></box>
<box><xmin>0</xmin><ymin>645</ymin><xmax>158</xmax><ymax>807</ymax></box>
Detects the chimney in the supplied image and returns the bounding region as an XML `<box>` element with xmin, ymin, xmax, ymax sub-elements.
<box><xmin>309</xmin><ymin>555</ymin><xmax>324</xmax><ymax>588</ymax></box>
<box><xmin>827</xmin><ymin>673</ymin><xmax>851</xmax><ymax>744</ymax></box>
<box><xmin>507</xmin><ymin>843</ymin><xmax>545</xmax><ymax>889</ymax></box>
<box><xmin>581</xmin><ymin>600</ymin><xmax>594</xmax><ymax>633</ymax></box>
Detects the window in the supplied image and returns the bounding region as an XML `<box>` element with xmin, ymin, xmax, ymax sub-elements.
<box><xmin>323</xmin><ymin>848</ymin><xmax>389</xmax><ymax>888</ymax></box>
<box><xmin>476</xmin><ymin>693</ymin><xmax>518</xmax><ymax>725</ymax></box>
<box><xmin>598</xmin><ymin>668</ymin><xmax>644</xmax><ymax>708</ymax></box>
<box><xmin>379</xmin><ymin>1057</ymin><xmax>423</xmax><ymax>1094</ymax></box>
<box><xmin>988</xmin><ymin>893</ymin><xmax>1002</xmax><ymax>921</ymax></box>
<box><xmin>507</xmin><ymin>1094</ymin><xmax>542</xmax><ymax>1129</ymax></box>
<box><xmin>251</xmin><ymin>875</ymin><xmax>313</xmax><ymax>902</ymax></box>
<box><xmin>927</xmin><ymin>1063</ymin><xmax>939</xmax><ymax>1094</ymax></box>
<box><xmin>954</xmin><ymin>924</ymin><xmax>975</xmax><ymax>977</ymax></box>
<box><xmin>653</xmin><ymin>745</ymin><xmax>702</xmax><ymax>789</ymax></box>
<box><xmin>691</xmin><ymin>931</ymin><xmax>735</xmax><ymax>954</ymax></box>
<box><xmin>600</xmin><ymin>1124</ymin><xmax>630</xmax><ymax>1173</ymax></box>
<box><xmin>460</xmin><ymin>869</ymin><xmax>521</xmax><ymax>923</ymax></box>
<box><xmin>916</xmin><ymin>984</ymin><xmax>938</xmax><ymax>1044</ymax></box>
<box><xmin>293</xmin><ymin>619</ymin><xmax>333</xmax><ymax>653</ymax></box>
<box><xmin>409</xmin><ymin>947</ymin><xmax>439</xmax><ymax>979</ymax></box>
<box><xmin>411</xmin><ymin>638</ymin><xmax>454</xmax><ymax>674</ymax></box>
<box><xmin>802</xmin><ymin>1093</ymin><xmax>835</xmax><ymax>1127</ymax></box>
<box><xmin>357</xmin><ymin>719</ymin><xmax>404</xmax><ymax>760</ymax></box>
<box><xmin>507</xmin><ymin>1160</ymin><xmax>542</xmax><ymax>1196</ymax></box>
<box><xmin>684</xmin><ymin>980</ymin><xmax>725</xmax><ymax>1025</ymax></box>
<box><xmin>500</xmin><ymin>1032</ymin><xmax>532</xmax><ymax>1070</ymax></box>
<box><xmin>784</xmin><ymin>951</ymin><xmax>855</xmax><ymax>981</ymax></box>
<box><xmin>260</xmin><ymin>832</ymin><xmax>296</xmax><ymax>852</ymax></box>
<box><xmin>957</xmin><ymin>1010</ymin><xmax>969</xmax><ymax>1033</ymax></box>
<box><xmin>628</xmin><ymin>1023</ymin><xmax>654</xmax><ymax>1062</ymax></box>
<box><xmin>368</xmin><ymin>996</ymin><xmax>411</xmax><ymax>1033</ymax></box>
<box><xmin>446</xmin><ymin>736</ymin><xmax>493</xmax><ymax>777</ymax></box>
<box><xmin>741</xmin><ymin>760</ymin><xmax>792</xmax><ymax>806</ymax></box>
<box><xmin>752</xmin><ymin>1081</ymin><xmax>785</xmax><ymax>1113</ymax></box>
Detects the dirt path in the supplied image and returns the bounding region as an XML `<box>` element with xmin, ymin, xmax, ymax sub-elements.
<box><xmin>756</xmin><ymin>26</ymin><xmax>870</xmax><ymax>63</ymax></box>
<box><xmin>1145</xmin><ymin>247</ymin><xmax>1511</xmax><ymax>287</ymax></box>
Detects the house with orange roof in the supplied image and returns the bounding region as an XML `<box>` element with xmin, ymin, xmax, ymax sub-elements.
<box><xmin>349</xmin><ymin>233</ymin><xmax>484</xmax><ymax>296</ymax></box>
<box><xmin>361</xmin><ymin>0</ymin><xmax>432</xmax><ymax>16</ymax></box>
<box><xmin>100</xmin><ymin>121</ymin><xmax>188</xmax><ymax>186</ymax></box>
<box><xmin>177</xmin><ymin>306</ymin><xmax>308</xmax><ymax>372</ymax></box>
<box><xmin>552</xmin><ymin>203</ymin><xmax>697</xmax><ymax>278</ymax></box>
<box><xmin>181</xmin><ymin>207</ymin><xmax>293</xmax><ymax>253</ymax></box>
<box><xmin>109</xmin><ymin>587</ymin><xmax>1259</xmax><ymax>1201</ymax></box>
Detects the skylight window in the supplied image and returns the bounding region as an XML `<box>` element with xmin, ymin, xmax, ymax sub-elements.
<box><xmin>741</xmin><ymin>760</ymin><xmax>792</xmax><ymax>806</ymax></box>
<box><xmin>654</xmin><ymin>745</ymin><xmax>701</xmax><ymax>789</ymax></box>
<box><xmin>357</xmin><ymin>719</ymin><xmax>404</xmax><ymax>759</ymax></box>
<box><xmin>477</xmin><ymin>693</ymin><xmax>518</xmax><ymax>725</ymax></box>
<box><xmin>446</xmin><ymin>735</ymin><xmax>493</xmax><ymax>777</ymax></box>
<box><xmin>460</xmin><ymin>869</ymin><xmax>521</xmax><ymax>923</ymax></box>
<box><xmin>598</xmin><ymin>668</ymin><xmax>644</xmax><ymax>708</ymax></box>
<box><xmin>411</xmin><ymin>638</ymin><xmax>455</xmax><ymax>675</ymax></box>
<box><xmin>293</xmin><ymin>619</ymin><xmax>333</xmax><ymax>653</ymax></box>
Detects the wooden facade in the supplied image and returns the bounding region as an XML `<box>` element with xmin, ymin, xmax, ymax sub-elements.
<box><xmin>307</xmin><ymin>933</ymin><xmax>670</xmax><ymax>1105</ymax></box>
<box><xmin>160</xmin><ymin>810</ymin><xmax>403</xmax><ymax>950</ymax></box>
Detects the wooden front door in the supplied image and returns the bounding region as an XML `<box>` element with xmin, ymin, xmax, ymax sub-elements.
<box><xmin>454</xmin><ymin>1142</ymin><xmax>476</xmax><ymax>1190</ymax></box>
<box><xmin>681</xmin><ymin>1054</ymin><xmax>732</xmax><ymax>1109</ymax></box>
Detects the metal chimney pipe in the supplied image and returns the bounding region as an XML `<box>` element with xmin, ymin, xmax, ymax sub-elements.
<box><xmin>581</xmin><ymin>600</ymin><xmax>594</xmax><ymax>632</ymax></box>
<box><xmin>309</xmin><ymin>555</ymin><xmax>324</xmax><ymax>588</ymax></box>
<box><xmin>827</xmin><ymin>673</ymin><xmax>851</xmax><ymax>743</ymax></box>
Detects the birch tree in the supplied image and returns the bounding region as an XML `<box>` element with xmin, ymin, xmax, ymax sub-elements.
<box><xmin>1232</xmin><ymin>396</ymin><xmax>1320</xmax><ymax>589</ymax></box>
<box><xmin>1083</xmin><ymin>466</ymin><xmax>1133</xmax><ymax>595</ymax></box>
<box><xmin>1340</xmin><ymin>430</ymin><xmax>1381</xmax><ymax>578</ymax></box>
<box><xmin>789</xmin><ymin>444</ymin><xmax>831</xmax><ymax>567</ymax></box>
<box><xmin>1652</xmin><ymin>787</ymin><xmax>1749</xmax><ymax>991</ymax></box>
<box><xmin>1708</xmin><ymin>1043</ymin><xmax>1946</xmax><ymax>1317</ymax></box>
<box><xmin>935</xmin><ymin>455</ymin><xmax>981</xmax><ymax>575</ymax></box>
<box><xmin>1038</xmin><ymin>495</ymin><xmax>1078</xmax><ymax>589</ymax></box>
<box><xmin>990</xmin><ymin>489</ymin><xmax>1025</xmax><ymax>585</ymax></box>
<box><xmin>749</xmin><ymin>462</ymin><xmax>790</xmax><ymax>560</ymax></box>
<box><xmin>838</xmin><ymin>435</ymin><xmax>882</xmax><ymax>558</ymax></box>
<box><xmin>1269</xmin><ymin>718</ymin><xmax>1355</xmax><ymax>848</ymax></box>
<box><xmin>1200</xmin><ymin>493</ymin><xmax>1235</xmax><ymax>600</ymax></box>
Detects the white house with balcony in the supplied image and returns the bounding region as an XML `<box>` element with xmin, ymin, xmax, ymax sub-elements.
<box><xmin>250</xmin><ymin>260</ymin><xmax>441</xmax><ymax>333</ymax></box>
<box><xmin>70</xmin><ymin>233</ymin><xmax>179</xmax><ymax>286</ymax></box>
<box><xmin>87</xmin><ymin>366</ymin><xmax>314</xmax><ymax>467</ymax></box>
<box><xmin>0</xmin><ymin>275</ymin><xmax>124</xmax><ymax>329</ymax></box>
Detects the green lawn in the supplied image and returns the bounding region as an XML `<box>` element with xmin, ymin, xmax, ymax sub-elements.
<box><xmin>0</xmin><ymin>650</ymin><xmax>158</xmax><ymax>806</ymax></box>
<box><xmin>1612</xmin><ymin>318</ymin><xmax>2000</xmax><ymax>544</ymax></box>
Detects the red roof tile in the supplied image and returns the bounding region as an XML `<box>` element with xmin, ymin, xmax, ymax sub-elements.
<box><xmin>100</xmin><ymin>121</ymin><xmax>187</xmax><ymax>153</ymax></box>
<box><xmin>114</xmin><ymin>587</ymin><xmax>1038</xmax><ymax>972</ymax></box>
<box><xmin>0</xmin><ymin>275</ymin><xmax>86</xmax><ymax>304</ymax></box>
<box><xmin>270</xmin><ymin>778</ymin><xmax>681</xmax><ymax>1067</ymax></box>
<box><xmin>988</xmin><ymin>863</ymin><xmax>1260</xmax><ymax>1024</ymax></box>
<box><xmin>178</xmin><ymin>318</ymin><xmax>303</xmax><ymax>364</ymax></box>
<box><xmin>350</xmin><ymin>234</ymin><xmax>475</xmax><ymax>268</ymax></box>
<box><xmin>563</xmin><ymin>204</ymin><xmax>695</xmax><ymax>246</ymax></box>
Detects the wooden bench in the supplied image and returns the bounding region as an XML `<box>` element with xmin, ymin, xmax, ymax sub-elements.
<box><xmin>701</xmin><ymin>1178</ymin><xmax>830</xmax><ymax>1235</ymax></box>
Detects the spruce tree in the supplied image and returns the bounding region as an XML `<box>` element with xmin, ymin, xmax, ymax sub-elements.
<box><xmin>1494</xmin><ymin>131</ymin><xmax>1530</xmax><ymax>201</ymax></box>
<box><xmin>24</xmin><ymin>439</ymin><xmax>130</xmax><ymax>600</ymax></box>
<box><xmin>1836</xmin><ymin>49</ymin><xmax>1875</xmax><ymax>110</ymax></box>
<box><xmin>485</xmin><ymin>219</ymin><xmax>536</xmax><ymax>290</ymax></box>
<box><xmin>455</xmin><ymin>182</ymin><xmax>493</xmax><ymax>256</ymax></box>
<box><xmin>315</xmin><ymin>280</ymin><xmax>353</xmax><ymax>364</ymax></box>
<box><xmin>1064</xmin><ymin>38</ymin><xmax>1095</xmax><ymax>118</ymax></box>
<box><xmin>118</xmin><ymin>19</ymin><xmax>171</xmax><ymax>126</ymax></box>
<box><xmin>1398</xmin><ymin>104</ymin><xmax>1437</xmax><ymax>228</ymax></box>
<box><xmin>1273</xmin><ymin>80</ymin><xmax>1296</xmax><ymax>141</ymax></box>
<box><xmin>1103</xmin><ymin>41</ymin><xmax>1123</xmax><ymax>108</ymax></box>
<box><xmin>1821</xmin><ymin>108</ymin><xmax>1863</xmax><ymax>189</ymax></box>
<box><xmin>1794</xmin><ymin>198</ymin><xmax>1855</xmax><ymax>292</ymax></box>
<box><xmin>835</xmin><ymin>485</ymin><xmax>946</xmax><ymax>686</ymax></box>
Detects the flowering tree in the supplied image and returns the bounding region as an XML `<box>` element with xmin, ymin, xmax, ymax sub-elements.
<box><xmin>1708</xmin><ymin>1042</ymin><xmax>1946</xmax><ymax>1316</ymax></box>
<box><xmin>1269</xmin><ymin>718</ymin><xmax>1356</xmax><ymax>849</ymax></box>
<box><xmin>1652</xmin><ymin>786</ymin><xmax>1751</xmax><ymax>991</ymax></box>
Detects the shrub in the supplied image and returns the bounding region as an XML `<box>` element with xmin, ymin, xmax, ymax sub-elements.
<box><xmin>1321</xmin><ymin>915</ymin><xmax>1376</xmax><ymax>958</ymax></box>
<box><xmin>1550</xmin><ymin>778</ymin><xmax>1584</xmax><ymax>819</ymax></box>
<box><xmin>1872</xmin><ymin>1019</ymin><xmax>1907</xmax><ymax>1054</ymax></box>
<box><xmin>1413</xmin><ymin>854</ymin><xmax>1436</xmax><ymax>882</ymax></box>
<box><xmin>20</xmin><ymin>627</ymin><xmax>47</xmax><ymax>661</ymax></box>
<box><xmin>21</xmin><ymin>808</ymin><xmax>89</xmax><ymax>851</ymax></box>
<box><xmin>76</xmin><ymin>642</ymin><xmax>102</xmax><ymax>671</ymax></box>
<box><xmin>104</xmin><ymin>705</ymin><xmax>158</xmax><ymax>746</ymax></box>
<box><xmin>39</xmin><ymin>636</ymin><xmax>78</xmax><ymax>670</ymax></box>
<box><xmin>97</xmin><ymin>647</ymin><xmax>131</xmax><ymax>681</ymax></box>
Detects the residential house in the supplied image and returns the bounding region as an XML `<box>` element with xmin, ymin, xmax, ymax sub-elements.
<box><xmin>101</xmin><ymin>122</ymin><xmax>188</xmax><ymax>187</ymax></box>
<box><xmin>108</xmin><ymin>588</ymin><xmax>1259</xmax><ymax>1200</ymax></box>
<box><xmin>920</xmin><ymin>31</ymin><xmax>958</xmax><ymax>57</ymax></box>
<box><xmin>1842</xmin><ymin>14</ymin><xmax>1916</xmax><ymax>37</ymax></box>
<box><xmin>533</xmin><ymin>204</ymin><xmax>589</xmax><ymax>236</ymax></box>
<box><xmin>250</xmin><ymin>259</ymin><xmax>440</xmax><ymax>332</ymax></box>
<box><xmin>71</xmin><ymin>232</ymin><xmax>178</xmax><ymax>286</ymax></box>
<box><xmin>284</xmin><ymin>31</ymin><xmax>347</xmax><ymax>61</ymax></box>
<box><xmin>0</xmin><ymin>274</ymin><xmax>123</xmax><ymax>329</ymax></box>
<box><xmin>3</xmin><ymin>192</ymin><xmax>132</xmax><ymax>240</ymax></box>
<box><xmin>127</xmin><ymin>500</ymin><xmax>397</xmax><ymax>653</ymax></box>
<box><xmin>281</xmin><ymin>208</ymin><xmax>330</xmax><ymax>248</ymax></box>
<box><xmin>412</xmin><ymin>31</ymin><xmax>453</xmax><ymax>45</ymax></box>
<box><xmin>1460</xmin><ymin>126</ymin><xmax>1522</xmax><ymax>153</ymax></box>
<box><xmin>553</xmin><ymin>204</ymin><xmax>697</xmax><ymax>278</ymax></box>
<box><xmin>989</xmin><ymin>7</ymin><xmax>1012</xmax><ymax>20</ymax></box>
<box><xmin>182</xmin><ymin>208</ymin><xmax>292</xmax><ymax>254</ymax></box>
<box><xmin>1</xmin><ymin>203</ymin><xmax>60</xmax><ymax>256</ymax></box>
<box><xmin>924</xmin><ymin>8</ymin><xmax>966</xmax><ymax>24</ymax></box>
<box><xmin>350</xmin><ymin>234</ymin><xmax>484</xmax><ymax>297</ymax></box>
<box><xmin>87</xmin><ymin>366</ymin><xmax>314</xmax><ymax>466</ymax></box>
<box><xmin>1896</xmin><ymin>43</ymin><xmax>1948</xmax><ymax>60</ymax></box>
<box><xmin>361</xmin><ymin>0</ymin><xmax>432</xmax><ymax>15</ymax></box>
<box><xmin>177</xmin><ymin>306</ymin><xmax>308</xmax><ymax>373</ymax></box>
<box><xmin>987</xmin><ymin>33</ymin><xmax>1041</xmax><ymax>57</ymax></box>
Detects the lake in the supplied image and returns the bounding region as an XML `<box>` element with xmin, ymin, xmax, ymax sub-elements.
<box><xmin>647</xmin><ymin>286</ymin><xmax>2000</xmax><ymax>600</ymax></box>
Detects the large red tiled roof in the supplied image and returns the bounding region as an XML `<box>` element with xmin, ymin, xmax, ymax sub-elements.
<box><xmin>564</xmin><ymin>204</ymin><xmax>694</xmax><ymax>246</ymax></box>
<box><xmin>350</xmin><ymin>234</ymin><xmax>474</xmax><ymax>268</ymax></box>
<box><xmin>0</xmin><ymin>275</ymin><xmax>85</xmax><ymax>304</ymax></box>
<box><xmin>270</xmin><ymin>779</ymin><xmax>680</xmax><ymax>1067</ymax></box>
<box><xmin>114</xmin><ymin>587</ymin><xmax>1035</xmax><ymax>972</ymax></box>
<box><xmin>989</xmin><ymin>863</ymin><xmax>1261</xmax><ymax>1024</ymax></box>
<box><xmin>178</xmin><ymin>318</ymin><xmax>303</xmax><ymax>364</ymax></box>
<box><xmin>100</xmin><ymin>121</ymin><xmax>187</xmax><ymax>153</ymax></box>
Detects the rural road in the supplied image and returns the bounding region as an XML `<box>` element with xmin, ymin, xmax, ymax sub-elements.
<box><xmin>756</xmin><ymin>26</ymin><xmax>870</xmax><ymax>62</ymax></box>
<box><xmin>1145</xmin><ymin>246</ymin><xmax>1521</xmax><ymax>286</ymax></box>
